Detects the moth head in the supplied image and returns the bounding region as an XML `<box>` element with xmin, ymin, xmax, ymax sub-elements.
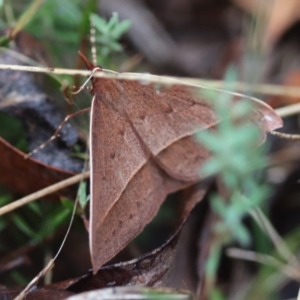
<box><xmin>78</xmin><ymin>51</ymin><xmax>103</xmax><ymax>93</ymax></box>
<box><xmin>78</xmin><ymin>50</ymin><xmax>103</xmax><ymax>70</ymax></box>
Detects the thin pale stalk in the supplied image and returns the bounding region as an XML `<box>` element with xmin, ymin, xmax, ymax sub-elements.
<box><xmin>0</xmin><ymin>171</ymin><xmax>89</xmax><ymax>216</ymax></box>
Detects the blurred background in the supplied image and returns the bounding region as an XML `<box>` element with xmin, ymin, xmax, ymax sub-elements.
<box><xmin>0</xmin><ymin>1</ymin><xmax>300</xmax><ymax>299</ymax></box>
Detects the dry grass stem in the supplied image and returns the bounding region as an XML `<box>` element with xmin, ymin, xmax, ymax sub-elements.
<box><xmin>0</xmin><ymin>171</ymin><xmax>89</xmax><ymax>216</ymax></box>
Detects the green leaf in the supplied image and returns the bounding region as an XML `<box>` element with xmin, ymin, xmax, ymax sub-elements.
<box><xmin>106</xmin><ymin>12</ymin><xmax>119</xmax><ymax>31</ymax></box>
<box><xmin>210</xmin><ymin>288</ymin><xmax>227</xmax><ymax>300</ymax></box>
<box><xmin>0</xmin><ymin>194</ymin><xmax>12</xmax><ymax>206</ymax></box>
<box><xmin>27</xmin><ymin>202</ymin><xmax>42</xmax><ymax>216</ymax></box>
<box><xmin>0</xmin><ymin>218</ymin><xmax>7</xmax><ymax>232</ymax></box>
<box><xmin>61</xmin><ymin>198</ymin><xmax>75</xmax><ymax>211</ymax></box>
<box><xmin>91</xmin><ymin>12</ymin><xmax>131</xmax><ymax>65</ymax></box>
<box><xmin>50</xmin><ymin>208</ymin><xmax>70</xmax><ymax>228</ymax></box>
<box><xmin>10</xmin><ymin>271</ymin><xmax>28</xmax><ymax>285</ymax></box>
<box><xmin>109</xmin><ymin>40</ymin><xmax>122</xmax><ymax>52</ymax></box>
<box><xmin>36</xmin><ymin>207</ymin><xmax>70</xmax><ymax>239</ymax></box>
<box><xmin>111</xmin><ymin>20</ymin><xmax>132</xmax><ymax>39</ymax></box>
<box><xmin>11</xmin><ymin>214</ymin><xmax>36</xmax><ymax>238</ymax></box>
<box><xmin>205</xmin><ymin>242</ymin><xmax>222</xmax><ymax>281</ymax></box>
<box><xmin>78</xmin><ymin>181</ymin><xmax>89</xmax><ymax>209</ymax></box>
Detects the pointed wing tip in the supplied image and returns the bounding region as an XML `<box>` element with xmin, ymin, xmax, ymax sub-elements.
<box><xmin>262</xmin><ymin>110</ymin><xmax>284</xmax><ymax>132</ymax></box>
<box><xmin>90</xmin><ymin>239</ymin><xmax>115</xmax><ymax>274</ymax></box>
<box><xmin>91</xmin><ymin>256</ymin><xmax>102</xmax><ymax>274</ymax></box>
<box><xmin>252</xmin><ymin>99</ymin><xmax>284</xmax><ymax>132</ymax></box>
<box><xmin>91</xmin><ymin>255</ymin><xmax>110</xmax><ymax>275</ymax></box>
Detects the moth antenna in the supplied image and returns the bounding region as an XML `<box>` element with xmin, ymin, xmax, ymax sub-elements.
<box><xmin>24</xmin><ymin>108</ymin><xmax>91</xmax><ymax>159</ymax></box>
<box><xmin>89</xmin><ymin>14</ymin><xmax>97</xmax><ymax>66</ymax></box>
<box><xmin>270</xmin><ymin>131</ymin><xmax>300</xmax><ymax>140</ymax></box>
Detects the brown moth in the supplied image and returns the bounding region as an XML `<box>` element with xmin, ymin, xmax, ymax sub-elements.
<box><xmin>79</xmin><ymin>52</ymin><xmax>283</xmax><ymax>272</ymax></box>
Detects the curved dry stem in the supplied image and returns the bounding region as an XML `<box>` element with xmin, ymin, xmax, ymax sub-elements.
<box><xmin>227</xmin><ymin>248</ymin><xmax>300</xmax><ymax>281</ymax></box>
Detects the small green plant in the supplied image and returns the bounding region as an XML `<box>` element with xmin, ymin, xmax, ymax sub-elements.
<box><xmin>78</xmin><ymin>180</ymin><xmax>90</xmax><ymax>210</ymax></box>
<box><xmin>197</xmin><ymin>67</ymin><xmax>270</xmax><ymax>298</ymax></box>
<box><xmin>91</xmin><ymin>12</ymin><xmax>131</xmax><ymax>67</ymax></box>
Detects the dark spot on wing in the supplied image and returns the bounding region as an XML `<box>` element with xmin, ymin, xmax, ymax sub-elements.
<box><xmin>129</xmin><ymin>213</ymin><xmax>133</xmax><ymax>220</ymax></box>
<box><xmin>191</xmin><ymin>100</ymin><xmax>196</xmax><ymax>105</ymax></box>
<box><xmin>163</xmin><ymin>105</ymin><xmax>173</xmax><ymax>113</ymax></box>
<box><xmin>110</xmin><ymin>152</ymin><xmax>115</xmax><ymax>159</ymax></box>
<box><xmin>118</xmin><ymin>220</ymin><xmax>123</xmax><ymax>228</ymax></box>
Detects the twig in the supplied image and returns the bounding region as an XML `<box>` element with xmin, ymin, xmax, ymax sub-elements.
<box><xmin>0</xmin><ymin>171</ymin><xmax>89</xmax><ymax>216</ymax></box>
<box><xmin>227</xmin><ymin>248</ymin><xmax>300</xmax><ymax>281</ymax></box>
<box><xmin>14</xmin><ymin>258</ymin><xmax>55</xmax><ymax>300</ymax></box>
<box><xmin>14</xmin><ymin>196</ymin><xmax>80</xmax><ymax>300</ymax></box>
<box><xmin>0</xmin><ymin>63</ymin><xmax>300</xmax><ymax>98</ymax></box>
<box><xmin>249</xmin><ymin>206</ymin><xmax>299</xmax><ymax>266</ymax></box>
<box><xmin>275</xmin><ymin>102</ymin><xmax>300</xmax><ymax>118</ymax></box>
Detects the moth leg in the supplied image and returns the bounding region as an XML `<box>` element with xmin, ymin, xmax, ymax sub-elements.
<box><xmin>24</xmin><ymin>107</ymin><xmax>91</xmax><ymax>159</ymax></box>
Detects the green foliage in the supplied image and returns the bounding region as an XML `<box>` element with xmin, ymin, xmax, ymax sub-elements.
<box><xmin>25</xmin><ymin>0</ymin><xmax>83</xmax><ymax>43</ymax></box>
<box><xmin>209</xmin><ymin>289</ymin><xmax>227</xmax><ymax>300</ymax></box>
<box><xmin>78</xmin><ymin>181</ymin><xmax>90</xmax><ymax>210</ymax></box>
<box><xmin>205</xmin><ymin>241</ymin><xmax>222</xmax><ymax>282</ymax></box>
<box><xmin>197</xmin><ymin>67</ymin><xmax>271</xmax><ymax>297</ymax></box>
<box><xmin>141</xmin><ymin>289</ymin><xmax>190</xmax><ymax>300</ymax></box>
<box><xmin>0</xmin><ymin>197</ymin><xmax>73</xmax><ymax>284</ymax></box>
<box><xmin>0</xmin><ymin>113</ymin><xmax>28</xmax><ymax>152</ymax></box>
<box><xmin>10</xmin><ymin>270</ymin><xmax>28</xmax><ymax>285</ymax></box>
<box><xmin>39</xmin><ymin>206</ymin><xmax>71</xmax><ymax>237</ymax></box>
<box><xmin>9</xmin><ymin>201</ymin><xmax>72</xmax><ymax>242</ymax></box>
<box><xmin>11</xmin><ymin>213</ymin><xmax>37</xmax><ymax>238</ymax></box>
<box><xmin>91</xmin><ymin>13</ymin><xmax>131</xmax><ymax>66</ymax></box>
<box><xmin>0</xmin><ymin>0</ymin><xmax>95</xmax><ymax>66</ymax></box>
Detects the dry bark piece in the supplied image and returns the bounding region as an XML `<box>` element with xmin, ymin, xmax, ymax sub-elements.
<box><xmin>79</xmin><ymin>52</ymin><xmax>283</xmax><ymax>272</ymax></box>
